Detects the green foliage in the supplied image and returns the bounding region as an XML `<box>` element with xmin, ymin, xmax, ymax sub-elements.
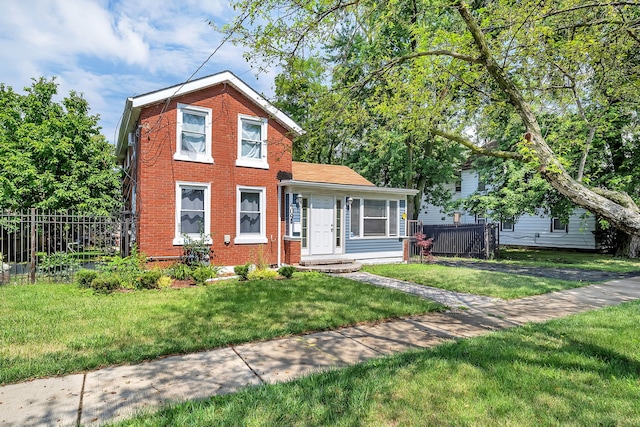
<box><xmin>191</xmin><ymin>265</ymin><xmax>218</xmax><ymax>286</ymax></box>
<box><xmin>98</xmin><ymin>246</ymin><xmax>145</xmax><ymax>289</ymax></box>
<box><xmin>234</xmin><ymin>263</ymin><xmax>251</xmax><ymax>281</ymax></box>
<box><xmin>277</xmin><ymin>266</ymin><xmax>296</xmax><ymax>279</ymax></box>
<box><xmin>182</xmin><ymin>233</ymin><xmax>212</xmax><ymax>266</ymax></box>
<box><xmin>169</xmin><ymin>263</ymin><xmax>192</xmax><ymax>280</ymax></box>
<box><xmin>247</xmin><ymin>269</ymin><xmax>279</xmax><ymax>281</ymax></box>
<box><xmin>37</xmin><ymin>252</ymin><xmax>80</xmax><ymax>279</ymax></box>
<box><xmin>0</xmin><ymin>77</ymin><xmax>121</xmax><ymax>214</ymax></box>
<box><xmin>157</xmin><ymin>275</ymin><xmax>173</xmax><ymax>289</ymax></box>
<box><xmin>138</xmin><ymin>270</ymin><xmax>162</xmax><ymax>290</ymax></box>
<box><xmin>75</xmin><ymin>269</ymin><xmax>98</xmax><ymax>288</ymax></box>
<box><xmin>89</xmin><ymin>274</ymin><xmax>121</xmax><ymax>294</ymax></box>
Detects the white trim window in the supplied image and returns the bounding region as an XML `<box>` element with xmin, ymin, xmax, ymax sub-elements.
<box><xmin>235</xmin><ymin>186</ymin><xmax>268</xmax><ymax>244</ymax></box>
<box><xmin>173</xmin><ymin>182</ymin><xmax>211</xmax><ymax>245</ymax></box>
<box><xmin>350</xmin><ymin>198</ymin><xmax>400</xmax><ymax>238</ymax></box>
<box><xmin>236</xmin><ymin>114</ymin><xmax>269</xmax><ymax>169</ymax></box>
<box><xmin>174</xmin><ymin>104</ymin><xmax>213</xmax><ymax>164</ymax></box>
<box><xmin>501</xmin><ymin>217</ymin><xmax>515</xmax><ymax>232</ymax></box>
<box><xmin>551</xmin><ymin>218</ymin><xmax>568</xmax><ymax>233</ymax></box>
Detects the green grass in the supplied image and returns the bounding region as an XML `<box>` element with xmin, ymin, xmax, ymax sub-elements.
<box><xmin>363</xmin><ymin>263</ymin><xmax>583</xmax><ymax>299</ymax></box>
<box><xmin>112</xmin><ymin>301</ymin><xmax>640</xmax><ymax>427</ymax></box>
<box><xmin>0</xmin><ymin>272</ymin><xmax>441</xmax><ymax>385</ymax></box>
<box><xmin>497</xmin><ymin>248</ymin><xmax>640</xmax><ymax>273</ymax></box>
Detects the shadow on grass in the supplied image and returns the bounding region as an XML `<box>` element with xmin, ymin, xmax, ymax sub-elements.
<box><xmin>122</xmin><ymin>302</ymin><xmax>640</xmax><ymax>426</ymax></box>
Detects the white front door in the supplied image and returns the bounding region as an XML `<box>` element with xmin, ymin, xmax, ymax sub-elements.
<box><xmin>311</xmin><ymin>195</ymin><xmax>334</xmax><ymax>255</ymax></box>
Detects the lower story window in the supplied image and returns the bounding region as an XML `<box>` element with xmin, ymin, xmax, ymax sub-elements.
<box><xmin>174</xmin><ymin>182</ymin><xmax>211</xmax><ymax>245</ymax></box>
<box><xmin>551</xmin><ymin>218</ymin><xmax>568</xmax><ymax>233</ymax></box>
<box><xmin>501</xmin><ymin>217</ymin><xmax>515</xmax><ymax>232</ymax></box>
<box><xmin>235</xmin><ymin>186</ymin><xmax>267</xmax><ymax>244</ymax></box>
<box><xmin>350</xmin><ymin>198</ymin><xmax>400</xmax><ymax>238</ymax></box>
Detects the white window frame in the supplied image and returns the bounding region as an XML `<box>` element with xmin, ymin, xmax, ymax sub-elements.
<box><xmin>349</xmin><ymin>198</ymin><xmax>400</xmax><ymax>239</ymax></box>
<box><xmin>501</xmin><ymin>217</ymin><xmax>515</xmax><ymax>232</ymax></box>
<box><xmin>236</xmin><ymin>114</ymin><xmax>269</xmax><ymax>169</ymax></box>
<box><xmin>551</xmin><ymin>217</ymin><xmax>568</xmax><ymax>233</ymax></box>
<box><xmin>174</xmin><ymin>103</ymin><xmax>213</xmax><ymax>164</ymax></box>
<box><xmin>235</xmin><ymin>186</ymin><xmax>268</xmax><ymax>244</ymax></box>
<box><xmin>173</xmin><ymin>181</ymin><xmax>211</xmax><ymax>245</ymax></box>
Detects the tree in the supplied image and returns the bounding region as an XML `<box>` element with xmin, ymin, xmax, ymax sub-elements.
<box><xmin>0</xmin><ymin>78</ymin><xmax>121</xmax><ymax>214</ymax></box>
<box><xmin>222</xmin><ymin>0</ymin><xmax>640</xmax><ymax>252</ymax></box>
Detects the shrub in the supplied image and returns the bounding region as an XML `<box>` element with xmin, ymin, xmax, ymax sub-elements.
<box><xmin>182</xmin><ymin>233</ymin><xmax>212</xmax><ymax>266</ymax></box>
<box><xmin>76</xmin><ymin>269</ymin><xmax>98</xmax><ymax>288</ymax></box>
<box><xmin>234</xmin><ymin>263</ymin><xmax>250</xmax><ymax>280</ymax></box>
<box><xmin>191</xmin><ymin>265</ymin><xmax>216</xmax><ymax>286</ymax></box>
<box><xmin>138</xmin><ymin>270</ymin><xmax>162</xmax><ymax>289</ymax></box>
<box><xmin>157</xmin><ymin>275</ymin><xmax>173</xmax><ymax>289</ymax></box>
<box><xmin>38</xmin><ymin>252</ymin><xmax>80</xmax><ymax>279</ymax></box>
<box><xmin>248</xmin><ymin>269</ymin><xmax>278</xmax><ymax>281</ymax></box>
<box><xmin>90</xmin><ymin>274</ymin><xmax>121</xmax><ymax>293</ymax></box>
<box><xmin>99</xmin><ymin>246</ymin><xmax>146</xmax><ymax>288</ymax></box>
<box><xmin>277</xmin><ymin>266</ymin><xmax>296</xmax><ymax>279</ymax></box>
<box><xmin>170</xmin><ymin>263</ymin><xmax>192</xmax><ymax>280</ymax></box>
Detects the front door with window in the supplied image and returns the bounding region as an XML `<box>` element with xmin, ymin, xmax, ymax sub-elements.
<box><xmin>310</xmin><ymin>195</ymin><xmax>334</xmax><ymax>255</ymax></box>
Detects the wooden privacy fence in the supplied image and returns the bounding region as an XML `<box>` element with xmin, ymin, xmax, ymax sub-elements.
<box><xmin>408</xmin><ymin>221</ymin><xmax>498</xmax><ymax>262</ymax></box>
<box><xmin>0</xmin><ymin>209</ymin><xmax>135</xmax><ymax>284</ymax></box>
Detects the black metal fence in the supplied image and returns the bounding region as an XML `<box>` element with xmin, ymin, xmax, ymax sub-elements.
<box><xmin>1</xmin><ymin>209</ymin><xmax>135</xmax><ymax>284</ymax></box>
<box><xmin>408</xmin><ymin>221</ymin><xmax>498</xmax><ymax>262</ymax></box>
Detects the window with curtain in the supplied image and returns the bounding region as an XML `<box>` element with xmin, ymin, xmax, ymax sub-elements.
<box><xmin>174</xmin><ymin>182</ymin><xmax>211</xmax><ymax>245</ymax></box>
<box><xmin>237</xmin><ymin>115</ymin><xmax>268</xmax><ymax>169</ymax></box>
<box><xmin>235</xmin><ymin>186</ymin><xmax>267</xmax><ymax>244</ymax></box>
<box><xmin>175</xmin><ymin>104</ymin><xmax>213</xmax><ymax>163</ymax></box>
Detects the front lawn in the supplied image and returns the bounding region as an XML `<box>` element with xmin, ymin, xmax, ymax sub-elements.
<box><xmin>113</xmin><ymin>301</ymin><xmax>640</xmax><ymax>426</ymax></box>
<box><xmin>362</xmin><ymin>263</ymin><xmax>583</xmax><ymax>299</ymax></box>
<box><xmin>498</xmin><ymin>248</ymin><xmax>640</xmax><ymax>273</ymax></box>
<box><xmin>0</xmin><ymin>272</ymin><xmax>441</xmax><ymax>385</ymax></box>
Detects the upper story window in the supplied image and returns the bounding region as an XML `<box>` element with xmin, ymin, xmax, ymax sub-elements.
<box><xmin>236</xmin><ymin>114</ymin><xmax>269</xmax><ymax>169</ymax></box>
<box><xmin>174</xmin><ymin>104</ymin><xmax>213</xmax><ymax>164</ymax></box>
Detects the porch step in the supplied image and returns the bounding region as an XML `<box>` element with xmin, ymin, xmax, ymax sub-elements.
<box><xmin>298</xmin><ymin>258</ymin><xmax>356</xmax><ymax>267</ymax></box>
<box><xmin>296</xmin><ymin>262</ymin><xmax>362</xmax><ymax>274</ymax></box>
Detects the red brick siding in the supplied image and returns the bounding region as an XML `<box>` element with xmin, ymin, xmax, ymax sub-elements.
<box><xmin>283</xmin><ymin>239</ymin><xmax>301</xmax><ymax>265</ymax></box>
<box><xmin>135</xmin><ymin>84</ymin><xmax>293</xmax><ymax>266</ymax></box>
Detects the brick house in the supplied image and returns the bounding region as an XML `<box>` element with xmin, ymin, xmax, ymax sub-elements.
<box><xmin>116</xmin><ymin>71</ymin><xmax>417</xmax><ymax>269</ymax></box>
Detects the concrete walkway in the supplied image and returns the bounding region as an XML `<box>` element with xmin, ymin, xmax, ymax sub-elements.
<box><xmin>2</xmin><ymin>274</ymin><xmax>640</xmax><ymax>427</ymax></box>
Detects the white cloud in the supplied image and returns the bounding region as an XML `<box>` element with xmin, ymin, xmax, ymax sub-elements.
<box><xmin>0</xmin><ymin>0</ymin><xmax>275</xmax><ymax>141</ymax></box>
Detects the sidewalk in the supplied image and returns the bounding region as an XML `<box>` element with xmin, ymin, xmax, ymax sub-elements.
<box><xmin>2</xmin><ymin>274</ymin><xmax>639</xmax><ymax>426</ymax></box>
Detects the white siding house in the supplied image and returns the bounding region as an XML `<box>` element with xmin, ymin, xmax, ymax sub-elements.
<box><xmin>419</xmin><ymin>169</ymin><xmax>597</xmax><ymax>250</ymax></box>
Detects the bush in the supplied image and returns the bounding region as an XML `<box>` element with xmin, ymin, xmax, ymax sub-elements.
<box><xmin>138</xmin><ymin>270</ymin><xmax>162</xmax><ymax>289</ymax></box>
<box><xmin>99</xmin><ymin>246</ymin><xmax>146</xmax><ymax>288</ymax></box>
<box><xmin>170</xmin><ymin>263</ymin><xmax>192</xmax><ymax>280</ymax></box>
<box><xmin>76</xmin><ymin>269</ymin><xmax>98</xmax><ymax>288</ymax></box>
<box><xmin>38</xmin><ymin>252</ymin><xmax>80</xmax><ymax>279</ymax></box>
<box><xmin>234</xmin><ymin>263</ymin><xmax>250</xmax><ymax>280</ymax></box>
<box><xmin>248</xmin><ymin>269</ymin><xmax>278</xmax><ymax>281</ymax></box>
<box><xmin>89</xmin><ymin>274</ymin><xmax>121</xmax><ymax>293</ymax></box>
<box><xmin>157</xmin><ymin>275</ymin><xmax>173</xmax><ymax>289</ymax></box>
<box><xmin>277</xmin><ymin>266</ymin><xmax>296</xmax><ymax>279</ymax></box>
<box><xmin>191</xmin><ymin>265</ymin><xmax>216</xmax><ymax>286</ymax></box>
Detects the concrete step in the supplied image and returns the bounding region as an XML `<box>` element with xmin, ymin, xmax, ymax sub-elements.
<box><xmin>298</xmin><ymin>258</ymin><xmax>356</xmax><ymax>267</ymax></box>
<box><xmin>296</xmin><ymin>262</ymin><xmax>362</xmax><ymax>274</ymax></box>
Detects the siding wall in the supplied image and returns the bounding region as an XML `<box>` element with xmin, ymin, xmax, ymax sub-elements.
<box><xmin>419</xmin><ymin>170</ymin><xmax>596</xmax><ymax>250</ymax></box>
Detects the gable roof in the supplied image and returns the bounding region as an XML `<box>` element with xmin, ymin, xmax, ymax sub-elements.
<box><xmin>292</xmin><ymin>162</ymin><xmax>375</xmax><ymax>186</ymax></box>
<box><xmin>115</xmin><ymin>71</ymin><xmax>303</xmax><ymax>161</ymax></box>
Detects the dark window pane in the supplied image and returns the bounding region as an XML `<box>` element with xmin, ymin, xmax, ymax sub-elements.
<box><xmin>364</xmin><ymin>219</ymin><xmax>386</xmax><ymax>236</ymax></box>
<box><xmin>240</xmin><ymin>213</ymin><xmax>260</xmax><ymax>233</ymax></box>
<box><xmin>364</xmin><ymin>199</ymin><xmax>386</xmax><ymax>217</ymax></box>
<box><xmin>182</xmin><ymin>189</ymin><xmax>204</xmax><ymax>210</ymax></box>
<box><xmin>181</xmin><ymin>212</ymin><xmax>204</xmax><ymax>234</ymax></box>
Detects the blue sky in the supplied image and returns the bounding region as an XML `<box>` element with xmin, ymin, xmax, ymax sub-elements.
<box><xmin>0</xmin><ymin>0</ymin><xmax>276</xmax><ymax>144</ymax></box>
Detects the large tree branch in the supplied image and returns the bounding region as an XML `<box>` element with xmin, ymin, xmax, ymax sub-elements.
<box><xmin>431</xmin><ymin>128</ymin><xmax>523</xmax><ymax>160</ymax></box>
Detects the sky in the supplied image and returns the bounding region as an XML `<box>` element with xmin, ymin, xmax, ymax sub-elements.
<box><xmin>0</xmin><ymin>0</ymin><xmax>276</xmax><ymax>145</ymax></box>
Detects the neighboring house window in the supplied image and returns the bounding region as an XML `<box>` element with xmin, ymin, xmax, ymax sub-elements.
<box><xmin>236</xmin><ymin>114</ymin><xmax>268</xmax><ymax>169</ymax></box>
<box><xmin>501</xmin><ymin>217</ymin><xmax>515</xmax><ymax>232</ymax></box>
<box><xmin>350</xmin><ymin>199</ymin><xmax>399</xmax><ymax>238</ymax></box>
<box><xmin>235</xmin><ymin>186</ymin><xmax>267</xmax><ymax>244</ymax></box>
<box><xmin>174</xmin><ymin>104</ymin><xmax>213</xmax><ymax>164</ymax></box>
<box><xmin>477</xmin><ymin>180</ymin><xmax>486</xmax><ymax>191</ymax></box>
<box><xmin>551</xmin><ymin>218</ymin><xmax>568</xmax><ymax>233</ymax></box>
<box><xmin>173</xmin><ymin>182</ymin><xmax>211</xmax><ymax>245</ymax></box>
<box><xmin>455</xmin><ymin>172</ymin><xmax>462</xmax><ymax>192</ymax></box>
<box><xmin>476</xmin><ymin>214</ymin><xmax>486</xmax><ymax>225</ymax></box>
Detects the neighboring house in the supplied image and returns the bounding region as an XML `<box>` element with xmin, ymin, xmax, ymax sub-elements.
<box><xmin>115</xmin><ymin>71</ymin><xmax>417</xmax><ymax>269</ymax></box>
<box><xmin>419</xmin><ymin>168</ymin><xmax>597</xmax><ymax>250</ymax></box>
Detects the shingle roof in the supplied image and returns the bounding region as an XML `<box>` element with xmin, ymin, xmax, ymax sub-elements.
<box><xmin>292</xmin><ymin>162</ymin><xmax>375</xmax><ymax>186</ymax></box>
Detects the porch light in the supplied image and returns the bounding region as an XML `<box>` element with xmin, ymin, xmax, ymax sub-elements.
<box><xmin>296</xmin><ymin>194</ymin><xmax>303</xmax><ymax>207</ymax></box>
<box><xmin>346</xmin><ymin>197</ymin><xmax>353</xmax><ymax>209</ymax></box>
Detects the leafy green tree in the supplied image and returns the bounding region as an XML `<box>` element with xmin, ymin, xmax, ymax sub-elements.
<box><xmin>222</xmin><ymin>0</ymin><xmax>640</xmax><ymax>254</ymax></box>
<box><xmin>0</xmin><ymin>78</ymin><xmax>121</xmax><ymax>214</ymax></box>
